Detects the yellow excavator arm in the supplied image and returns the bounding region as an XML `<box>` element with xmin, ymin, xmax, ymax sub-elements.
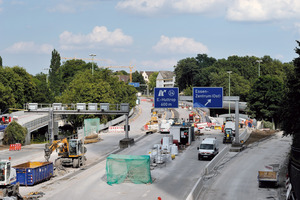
<box><xmin>44</xmin><ymin>138</ymin><xmax>69</xmax><ymax>161</ymax></box>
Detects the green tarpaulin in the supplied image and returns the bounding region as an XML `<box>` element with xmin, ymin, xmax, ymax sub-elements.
<box><xmin>106</xmin><ymin>154</ymin><xmax>152</xmax><ymax>185</ymax></box>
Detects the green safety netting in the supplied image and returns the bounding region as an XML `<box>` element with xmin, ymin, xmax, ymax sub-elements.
<box><xmin>84</xmin><ymin>118</ymin><xmax>100</xmax><ymax>136</ymax></box>
<box><xmin>106</xmin><ymin>154</ymin><xmax>152</xmax><ymax>185</ymax></box>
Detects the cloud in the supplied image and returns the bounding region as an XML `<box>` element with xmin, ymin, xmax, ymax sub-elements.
<box><xmin>48</xmin><ymin>3</ymin><xmax>76</xmax><ymax>13</ymax></box>
<box><xmin>116</xmin><ymin>0</ymin><xmax>167</xmax><ymax>15</ymax></box>
<box><xmin>140</xmin><ymin>58</ymin><xmax>178</xmax><ymax>71</ymax></box>
<box><xmin>117</xmin><ymin>0</ymin><xmax>300</xmax><ymax>22</ymax></box>
<box><xmin>227</xmin><ymin>0</ymin><xmax>300</xmax><ymax>21</ymax></box>
<box><xmin>153</xmin><ymin>35</ymin><xmax>208</xmax><ymax>54</ymax></box>
<box><xmin>59</xmin><ymin>26</ymin><xmax>133</xmax><ymax>50</ymax></box>
<box><xmin>116</xmin><ymin>0</ymin><xmax>226</xmax><ymax>15</ymax></box>
<box><xmin>4</xmin><ymin>42</ymin><xmax>53</xmax><ymax>54</ymax></box>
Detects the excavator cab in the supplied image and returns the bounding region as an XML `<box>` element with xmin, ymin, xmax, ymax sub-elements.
<box><xmin>69</xmin><ymin>139</ymin><xmax>83</xmax><ymax>156</ymax></box>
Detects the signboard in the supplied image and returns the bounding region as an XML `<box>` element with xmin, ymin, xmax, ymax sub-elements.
<box><xmin>193</xmin><ymin>87</ymin><xmax>223</xmax><ymax>108</ymax></box>
<box><xmin>109</xmin><ymin>126</ymin><xmax>124</xmax><ymax>132</ymax></box>
<box><xmin>154</xmin><ymin>87</ymin><xmax>179</xmax><ymax>108</ymax></box>
<box><xmin>129</xmin><ymin>82</ymin><xmax>140</xmax><ymax>87</ymax></box>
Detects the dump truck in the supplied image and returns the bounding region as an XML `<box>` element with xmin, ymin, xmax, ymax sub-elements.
<box><xmin>0</xmin><ymin>160</ymin><xmax>22</xmax><ymax>200</ymax></box>
<box><xmin>44</xmin><ymin>138</ymin><xmax>87</xmax><ymax>168</ymax></box>
<box><xmin>258</xmin><ymin>164</ymin><xmax>279</xmax><ymax>188</ymax></box>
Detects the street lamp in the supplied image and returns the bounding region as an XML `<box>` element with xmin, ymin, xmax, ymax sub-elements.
<box><xmin>89</xmin><ymin>54</ymin><xmax>96</xmax><ymax>75</ymax></box>
<box><xmin>227</xmin><ymin>71</ymin><xmax>232</xmax><ymax>115</ymax></box>
<box><xmin>43</xmin><ymin>68</ymin><xmax>49</xmax><ymax>85</ymax></box>
<box><xmin>256</xmin><ymin>60</ymin><xmax>262</xmax><ymax>77</ymax></box>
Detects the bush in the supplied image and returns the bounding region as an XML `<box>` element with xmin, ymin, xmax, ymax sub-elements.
<box><xmin>3</xmin><ymin>121</ymin><xmax>27</xmax><ymax>145</ymax></box>
<box><xmin>263</xmin><ymin>120</ymin><xmax>274</xmax><ymax>129</ymax></box>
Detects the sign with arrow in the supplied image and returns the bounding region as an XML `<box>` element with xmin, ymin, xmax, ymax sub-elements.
<box><xmin>193</xmin><ymin>87</ymin><xmax>223</xmax><ymax>108</ymax></box>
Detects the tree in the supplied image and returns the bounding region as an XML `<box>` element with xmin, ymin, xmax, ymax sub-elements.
<box><xmin>281</xmin><ymin>41</ymin><xmax>300</xmax><ymax>145</ymax></box>
<box><xmin>148</xmin><ymin>72</ymin><xmax>158</xmax><ymax>93</ymax></box>
<box><xmin>132</xmin><ymin>71</ymin><xmax>146</xmax><ymax>92</ymax></box>
<box><xmin>60</xmin><ymin>59</ymin><xmax>90</xmax><ymax>91</ymax></box>
<box><xmin>247</xmin><ymin>75</ymin><xmax>284</xmax><ymax>125</ymax></box>
<box><xmin>32</xmin><ymin>73</ymin><xmax>54</xmax><ymax>103</ymax></box>
<box><xmin>3</xmin><ymin>121</ymin><xmax>27</xmax><ymax>145</ymax></box>
<box><xmin>49</xmin><ymin>49</ymin><xmax>62</xmax><ymax>96</ymax></box>
<box><xmin>0</xmin><ymin>56</ymin><xmax>2</xmax><ymax>67</ymax></box>
<box><xmin>0</xmin><ymin>82</ymin><xmax>15</xmax><ymax>112</ymax></box>
<box><xmin>0</xmin><ymin>66</ymin><xmax>36</xmax><ymax>109</ymax></box>
<box><xmin>174</xmin><ymin>57</ymin><xmax>199</xmax><ymax>91</ymax></box>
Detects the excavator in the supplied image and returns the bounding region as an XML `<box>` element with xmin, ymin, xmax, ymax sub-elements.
<box><xmin>44</xmin><ymin>138</ymin><xmax>87</xmax><ymax>168</ymax></box>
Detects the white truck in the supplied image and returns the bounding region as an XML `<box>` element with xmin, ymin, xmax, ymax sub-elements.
<box><xmin>197</xmin><ymin>138</ymin><xmax>219</xmax><ymax>160</ymax></box>
<box><xmin>159</xmin><ymin>120</ymin><xmax>173</xmax><ymax>134</ymax></box>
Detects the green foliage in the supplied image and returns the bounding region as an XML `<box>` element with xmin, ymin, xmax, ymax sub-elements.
<box><xmin>262</xmin><ymin>120</ymin><xmax>274</xmax><ymax>129</ymax></box>
<box><xmin>49</xmin><ymin>49</ymin><xmax>62</xmax><ymax>96</ymax></box>
<box><xmin>132</xmin><ymin>71</ymin><xmax>146</xmax><ymax>92</ymax></box>
<box><xmin>0</xmin><ymin>66</ymin><xmax>36</xmax><ymax>110</ymax></box>
<box><xmin>247</xmin><ymin>75</ymin><xmax>284</xmax><ymax>124</ymax></box>
<box><xmin>183</xmin><ymin>85</ymin><xmax>193</xmax><ymax>96</ymax></box>
<box><xmin>148</xmin><ymin>72</ymin><xmax>158</xmax><ymax>92</ymax></box>
<box><xmin>0</xmin><ymin>82</ymin><xmax>15</xmax><ymax>112</ymax></box>
<box><xmin>281</xmin><ymin>41</ymin><xmax>300</xmax><ymax>138</ymax></box>
<box><xmin>60</xmin><ymin>59</ymin><xmax>91</xmax><ymax>91</ymax></box>
<box><xmin>58</xmin><ymin>69</ymin><xmax>137</xmax><ymax>128</ymax></box>
<box><xmin>32</xmin><ymin>73</ymin><xmax>54</xmax><ymax>103</ymax></box>
<box><xmin>3</xmin><ymin>121</ymin><xmax>27</xmax><ymax>145</ymax></box>
<box><xmin>0</xmin><ymin>56</ymin><xmax>2</xmax><ymax>67</ymax></box>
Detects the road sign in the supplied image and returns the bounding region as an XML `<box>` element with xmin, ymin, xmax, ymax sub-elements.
<box><xmin>129</xmin><ymin>82</ymin><xmax>140</xmax><ymax>87</ymax></box>
<box><xmin>154</xmin><ymin>88</ymin><xmax>179</xmax><ymax>108</ymax></box>
<box><xmin>193</xmin><ymin>87</ymin><xmax>223</xmax><ymax>108</ymax></box>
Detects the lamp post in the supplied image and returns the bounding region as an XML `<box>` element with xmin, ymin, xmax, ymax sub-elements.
<box><xmin>89</xmin><ymin>54</ymin><xmax>96</xmax><ymax>75</ymax></box>
<box><xmin>256</xmin><ymin>59</ymin><xmax>262</xmax><ymax>77</ymax></box>
<box><xmin>227</xmin><ymin>71</ymin><xmax>232</xmax><ymax>115</ymax></box>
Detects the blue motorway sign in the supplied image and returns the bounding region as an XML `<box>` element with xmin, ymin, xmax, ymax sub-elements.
<box><xmin>129</xmin><ymin>82</ymin><xmax>140</xmax><ymax>87</ymax></box>
<box><xmin>193</xmin><ymin>87</ymin><xmax>223</xmax><ymax>108</ymax></box>
<box><xmin>154</xmin><ymin>87</ymin><xmax>179</xmax><ymax>108</ymax></box>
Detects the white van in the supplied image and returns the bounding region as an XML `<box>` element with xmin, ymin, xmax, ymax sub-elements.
<box><xmin>197</xmin><ymin>138</ymin><xmax>219</xmax><ymax>160</ymax></box>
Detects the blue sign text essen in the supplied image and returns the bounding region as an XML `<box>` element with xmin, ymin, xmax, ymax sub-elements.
<box><xmin>193</xmin><ymin>87</ymin><xmax>223</xmax><ymax>108</ymax></box>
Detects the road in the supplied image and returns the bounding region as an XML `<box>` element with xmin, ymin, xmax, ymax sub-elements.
<box><xmin>198</xmin><ymin>131</ymin><xmax>292</xmax><ymax>200</ymax></box>
<box><xmin>9</xmin><ymin>98</ymin><xmax>225</xmax><ymax>200</ymax></box>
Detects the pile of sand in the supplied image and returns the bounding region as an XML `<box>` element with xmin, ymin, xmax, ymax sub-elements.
<box><xmin>244</xmin><ymin>129</ymin><xmax>277</xmax><ymax>145</ymax></box>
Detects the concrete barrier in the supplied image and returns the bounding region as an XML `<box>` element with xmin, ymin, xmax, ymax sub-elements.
<box><xmin>204</xmin><ymin>146</ymin><xmax>230</xmax><ymax>175</ymax></box>
<box><xmin>185</xmin><ymin>176</ymin><xmax>204</xmax><ymax>200</ymax></box>
<box><xmin>239</xmin><ymin>128</ymin><xmax>251</xmax><ymax>143</ymax></box>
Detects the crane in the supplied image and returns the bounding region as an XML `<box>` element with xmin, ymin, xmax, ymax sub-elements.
<box><xmin>61</xmin><ymin>57</ymin><xmax>134</xmax><ymax>82</ymax></box>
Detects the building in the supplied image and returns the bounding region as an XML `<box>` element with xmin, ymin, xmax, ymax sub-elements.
<box><xmin>115</xmin><ymin>75</ymin><xmax>130</xmax><ymax>83</ymax></box>
<box><xmin>156</xmin><ymin>71</ymin><xmax>175</xmax><ymax>88</ymax></box>
<box><xmin>140</xmin><ymin>71</ymin><xmax>155</xmax><ymax>83</ymax></box>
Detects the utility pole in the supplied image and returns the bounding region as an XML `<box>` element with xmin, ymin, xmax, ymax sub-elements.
<box><xmin>227</xmin><ymin>71</ymin><xmax>232</xmax><ymax>115</ymax></box>
<box><xmin>89</xmin><ymin>54</ymin><xmax>96</xmax><ymax>75</ymax></box>
<box><xmin>256</xmin><ymin>60</ymin><xmax>262</xmax><ymax>77</ymax></box>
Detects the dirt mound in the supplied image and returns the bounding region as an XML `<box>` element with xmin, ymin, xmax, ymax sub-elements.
<box><xmin>244</xmin><ymin>129</ymin><xmax>277</xmax><ymax>145</ymax></box>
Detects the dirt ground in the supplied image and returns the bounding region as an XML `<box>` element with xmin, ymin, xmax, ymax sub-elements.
<box><xmin>244</xmin><ymin>129</ymin><xmax>277</xmax><ymax>145</ymax></box>
<box><xmin>0</xmin><ymin>145</ymin><xmax>9</xmax><ymax>151</ymax></box>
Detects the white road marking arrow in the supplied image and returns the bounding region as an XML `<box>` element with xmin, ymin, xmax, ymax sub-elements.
<box><xmin>205</xmin><ymin>99</ymin><xmax>211</xmax><ymax>106</ymax></box>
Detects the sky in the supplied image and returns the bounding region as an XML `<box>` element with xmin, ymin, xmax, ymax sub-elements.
<box><xmin>1</xmin><ymin>0</ymin><xmax>300</xmax><ymax>75</ymax></box>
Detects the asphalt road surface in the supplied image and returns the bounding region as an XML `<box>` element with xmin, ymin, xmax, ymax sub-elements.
<box><xmin>198</xmin><ymin>131</ymin><xmax>292</xmax><ymax>200</ymax></box>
